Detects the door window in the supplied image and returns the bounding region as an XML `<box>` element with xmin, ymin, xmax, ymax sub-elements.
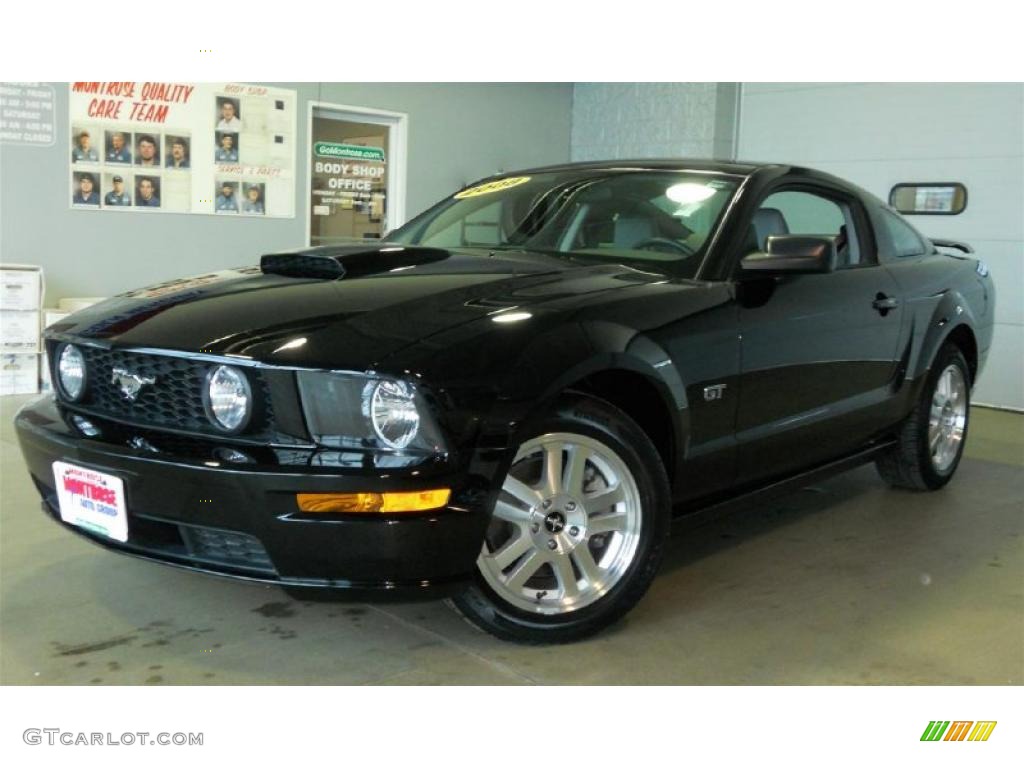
<box><xmin>748</xmin><ymin>189</ymin><xmax>864</xmax><ymax>268</ymax></box>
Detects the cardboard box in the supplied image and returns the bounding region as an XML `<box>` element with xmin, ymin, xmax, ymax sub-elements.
<box><xmin>1</xmin><ymin>310</ymin><xmax>41</xmax><ymax>352</ymax></box>
<box><xmin>39</xmin><ymin>312</ymin><xmax>72</xmax><ymax>392</ymax></box>
<box><xmin>0</xmin><ymin>265</ymin><xmax>44</xmax><ymax>311</ymax></box>
<box><xmin>58</xmin><ymin>297</ymin><xmax>104</xmax><ymax>312</ymax></box>
<box><xmin>40</xmin><ymin>349</ymin><xmax>53</xmax><ymax>393</ymax></box>
<box><xmin>1</xmin><ymin>353</ymin><xmax>39</xmax><ymax>395</ymax></box>
<box><xmin>44</xmin><ymin>310</ymin><xmax>70</xmax><ymax>329</ymax></box>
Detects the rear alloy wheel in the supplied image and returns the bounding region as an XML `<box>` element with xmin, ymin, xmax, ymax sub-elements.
<box><xmin>928</xmin><ymin>364</ymin><xmax>968</xmax><ymax>473</ymax></box>
<box><xmin>876</xmin><ymin>343</ymin><xmax>971</xmax><ymax>490</ymax></box>
<box><xmin>452</xmin><ymin>397</ymin><xmax>670</xmax><ymax>643</ymax></box>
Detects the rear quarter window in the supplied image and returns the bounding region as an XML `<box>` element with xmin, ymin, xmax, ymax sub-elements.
<box><xmin>878</xmin><ymin>208</ymin><xmax>929</xmax><ymax>260</ymax></box>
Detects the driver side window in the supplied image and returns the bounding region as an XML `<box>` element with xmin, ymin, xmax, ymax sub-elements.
<box><xmin>748</xmin><ymin>190</ymin><xmax>864</xmax><ymax>268</ymax></box>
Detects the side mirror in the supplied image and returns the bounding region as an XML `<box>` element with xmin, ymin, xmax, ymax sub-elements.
<box><xmin>740</xmin><ymin>235</ymin><xmax>836</xmax><ymax>275</ymax></box>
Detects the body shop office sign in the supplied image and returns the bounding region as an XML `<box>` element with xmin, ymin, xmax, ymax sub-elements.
<box><xmin>311</xmin><ymin>141</ymin><xmax>387</xmax><ymax>236</ymax></box>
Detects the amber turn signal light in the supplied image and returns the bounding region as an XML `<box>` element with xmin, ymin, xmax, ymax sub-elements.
<box><xmin>296</xmin><ymin>489</ymin><xmax>451</xmax><ymax>514</ymax></box>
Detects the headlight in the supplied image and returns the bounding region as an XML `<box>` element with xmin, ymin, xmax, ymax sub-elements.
<box><xmin>204</xmin><ymin>365</ymin><xmax>252</xmax><ymax>432</ymax></box>
<box><xmin>370</xmin><ymin>380</ymin><xmax>420</xmax><ymax>449</ymax></box>
<box><xmin>57</xmin><ymin>344</ymin><xmax>86</xmax><ymax>401</ymax></box>
<box><xmin>297</xmin><ymin>371</ymin><xmax>445</xmax><ymax>455</ymax></box>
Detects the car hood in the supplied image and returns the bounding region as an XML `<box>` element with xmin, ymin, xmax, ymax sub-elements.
<box><xmin>50</xmin><ymin>245</ymin><xmax>667</xmax><ymax>370</ymax></box>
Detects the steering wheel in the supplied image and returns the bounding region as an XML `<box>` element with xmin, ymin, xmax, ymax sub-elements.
<box><xmin>631</xmin><ymin>237</ymin><xmax>695</xmax><ymax>256</ymax></box>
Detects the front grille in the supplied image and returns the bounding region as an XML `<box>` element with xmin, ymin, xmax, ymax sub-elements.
<box><xmin>84</xmin><ymin>348</ymin><xmax>209</xmax><ymax>429</ymax></box>
<box><xmin>55</xmin><ymin>345</ymin><xmax>273</xmax><ymax>437</ymax></box>
<box><xmin>77</xmin><ymin>416</ymin><xmax>281</xmax><ymax>464</ymax></box>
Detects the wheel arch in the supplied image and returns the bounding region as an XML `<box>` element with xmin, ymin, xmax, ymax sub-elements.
<box><xmin>911</xmin><ymin>288</ymin><xmax>979</xmax><ymax>386</ymax></box>
<box><xmin>508</xmin><ymin>326</ymin><xmax>689</xmax><ymax>490</ymax></box>
<box><xmin>564</xmin><ymin>368</ymin><xmax>680</xmax><ymax>483</ymax></box>
<box><xmin>943</xmin><ymin>324</ymin><xmax>978</xmax><ymax>385</ymax></box>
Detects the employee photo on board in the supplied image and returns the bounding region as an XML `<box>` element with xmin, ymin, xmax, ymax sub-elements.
<box><xmin>215</xmin><ymin>180</ymin><xmax>239</xmax><ymax>212</ymax></box>
<box><xmin>103</xmin><ymin>174</ymin><xmax>132</xmax><ymax>206</ymax></box>
<box><xmin>215</xmin><ymin>131</ymin><xmax>239</xmax><ymax>164</ymax></box>
<box><xmin>71</xmin><ymin>127</ymin><xmax>99</xmax><ymax>163</ymax></box>
<box><xmin>216</xmin><ymin>97</ymin><xmax>241</xmax><ymax>131</ymax></box>
<box><xmin>134</xmin><ymin>134</ymin><xmax>161</xmax><ymax>167</ymax></box>
<box><xmin>71</xmin><ymin>171</ymin><xmax>99</xmax><ymax>205</ymax></box>
<box><xmin>105</xmin><ymin>130</ymin><xmax>133</xmax><ymax>164</ymax></box>
<box><xmin>242</xmin><ymin>182</ymin><xmax>265</xmax><ymax>214</ymax></box>
<box><xmin>165</xmin><ymin>135</ymin><xmax>191</xmax><ymax>169</ymax></box>
<box><xmin>134</xmin><ymin>175</ymin><xmax>161</xmax><ymax>207</ymax></box>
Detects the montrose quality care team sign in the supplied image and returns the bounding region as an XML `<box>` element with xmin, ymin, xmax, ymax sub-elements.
<box><xmin>68</xmin><ymin>82</ymin><xmax>297</xmax><ymax>218</ymax></box>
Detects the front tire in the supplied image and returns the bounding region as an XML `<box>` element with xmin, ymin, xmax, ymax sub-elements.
<box><xmin>452</xmin><ymin>395</ymin><xmax>671</xmax><ymax>643</ymax></box>
<box><xmin>876</xmin><ymin>343</ymin><xmax>971</xmax><ymax>490</ymax></box>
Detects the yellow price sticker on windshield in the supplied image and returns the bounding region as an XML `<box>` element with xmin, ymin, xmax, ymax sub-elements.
<box><xmin>454</xmin><ymin>176</ymin><xmax>531</xmax><ymax>199</ymax></box>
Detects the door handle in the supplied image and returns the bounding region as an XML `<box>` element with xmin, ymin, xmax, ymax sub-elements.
<box><xmin>872</xmin><ymin>293</ymin><xmax>900</xmax><ymax>315</ymax></box>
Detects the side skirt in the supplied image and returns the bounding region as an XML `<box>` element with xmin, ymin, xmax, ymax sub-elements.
<box><xmin>672</xmin><ymin>439</ymin><xmax>897</xmax><ymax>531</ymax></box>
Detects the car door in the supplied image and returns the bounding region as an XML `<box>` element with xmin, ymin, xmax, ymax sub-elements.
<box><xmin>733</xmin><ymin>184</ymin><xmax>905</xmax><ymax>483</ymax></box>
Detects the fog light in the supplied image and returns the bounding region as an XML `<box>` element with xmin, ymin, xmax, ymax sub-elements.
<box><xmin>70</xmin><ymin>414</ymin><xmax>99</xmax><ymax>437</ymax></box>
<box><xmin>214</xmin><ymin>447</ymin><xmax>255</xmax><ymax>464</ymax></box>
<box><xmin>296</xmin><ymin>489</ymin><xmax>451</xmax><ymax>514</ymax></box>
<box><xmin>57</xmin><ymin>344</ymin><xmax>86</xmax><ymax>401</ymax></box>
<box><xmin>204</xmin><ymin>365</ymin><xmax>251</xmax><ymax>432</ymax></box>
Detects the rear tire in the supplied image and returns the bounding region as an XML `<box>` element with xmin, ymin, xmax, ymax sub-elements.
<box><xmin>452</xmin><ymin>395</ymin><xmax>671</xmax><ymax>644</ymax></box>
<box><xmin>876</xmin><ymin>343</ymin><xmax>970</xmax><ymax>491</ymax></box>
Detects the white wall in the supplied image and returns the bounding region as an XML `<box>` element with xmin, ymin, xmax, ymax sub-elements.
<box><xmin>0</xmin><ymin>83</ymin><xmax>573</xmax><ymax>302</ymax></box>
<box><xmin>571</xmin><ymin>83</ymin><xmax>738</xmax><ymax>161</ymax></box>
<box><xmin>738</xmin><ymin>83</ymin><xmax>1024</xmax><ymax>410</ymax></box>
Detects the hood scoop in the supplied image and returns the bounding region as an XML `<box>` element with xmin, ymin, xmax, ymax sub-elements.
<box><xmin>261</xmin><ymin>244</ymin><xmax>450</xmax><ymax>280</ymax></box>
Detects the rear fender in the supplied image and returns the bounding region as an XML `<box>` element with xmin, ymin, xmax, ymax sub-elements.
<box><xmin>905</xmin><ymin>289</ymin><xmax>977</xmax><ymax>401</ymax></box>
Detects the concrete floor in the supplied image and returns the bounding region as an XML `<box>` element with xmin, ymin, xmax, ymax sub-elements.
<box><xmin>1</xmin><ymin>395</ymin><xmax>1021</xmax><ymax>685</ymax></box>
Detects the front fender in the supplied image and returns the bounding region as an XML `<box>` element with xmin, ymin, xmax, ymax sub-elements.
<box><xmin>400</xmin><ymin>310</ymin><xmax>692</xmax><ymax>497</ymax></box>
<box><xmin>494</xmin><ymin>320</ymin><xmax>685</xmax><ymax>421</ymax></box>
<box><xmin>477</xmin><ymin>321</ymin><xmax>689</xmax><ymax>491</ymax></box>
<box><xmin>530</xmin><ymin>323</ymin><xmax>687</xmax><ymax>412</ymax></box>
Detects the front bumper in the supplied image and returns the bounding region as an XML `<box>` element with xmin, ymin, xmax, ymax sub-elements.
<box><xmin>15</xmin><ymin>397</ymin><xmax>493</xmax><ymax>600</ymax></box>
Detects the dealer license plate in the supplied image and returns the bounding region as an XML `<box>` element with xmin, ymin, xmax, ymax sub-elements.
<box><xmin>52</xmin><ymin>461</ymin><xmax>129</xmax><ymax>543</ymax></box>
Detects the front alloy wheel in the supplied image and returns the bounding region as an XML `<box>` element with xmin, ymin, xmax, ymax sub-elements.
<box><xmin>478</xmin><ymin>432</ymin><xmax>643</xmax><ymax>615</ymax></box>
<box><xmin>452</xmin><ymin>396</ymin><xmax>670</xmax><ymax>643</ymax></box>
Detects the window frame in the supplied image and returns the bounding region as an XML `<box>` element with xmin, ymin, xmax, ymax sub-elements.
<box><xmin>728</xmin><ymin>179</ymin><xmax>879</xmax><ymax>278</ymax></box>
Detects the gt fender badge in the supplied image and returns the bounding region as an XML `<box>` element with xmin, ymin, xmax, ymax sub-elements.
<box><xmin>703</xmin><ymin>383</ymin><xmax>727</xmax><ymax>402</ymax></box>
<box><xmin>111</xmin><ymin>367</ymin><xmax>156</xmax><ymax>401</ymax></box>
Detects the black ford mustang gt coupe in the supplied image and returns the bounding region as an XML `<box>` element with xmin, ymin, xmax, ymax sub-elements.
<box><xmin>16</xmin><ymin>160</ymin><xmax>994</xmax><ymax>643</ymax></box>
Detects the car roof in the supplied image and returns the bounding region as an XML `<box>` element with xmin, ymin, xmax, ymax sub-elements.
<box><xmin>494</xmin><ymin>158</ymin><xmax>879</xmax><ymax>205</ymax></box>
<box><xmin>507</xmin><ymin>158</ymin><xmax>777</xmax><ymax>177</ymax></box>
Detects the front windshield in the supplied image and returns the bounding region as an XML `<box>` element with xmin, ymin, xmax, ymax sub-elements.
<box><xmin>387</xmin><ymin>170</ymin><xmax>739</xmax><ymax>277</ymax></box>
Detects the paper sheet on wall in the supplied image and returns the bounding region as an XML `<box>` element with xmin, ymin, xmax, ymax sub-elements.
<box><xmin>67</xmin><ymin>82</ymin><xmax>296</xmax><ymax>218</ymax></box>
